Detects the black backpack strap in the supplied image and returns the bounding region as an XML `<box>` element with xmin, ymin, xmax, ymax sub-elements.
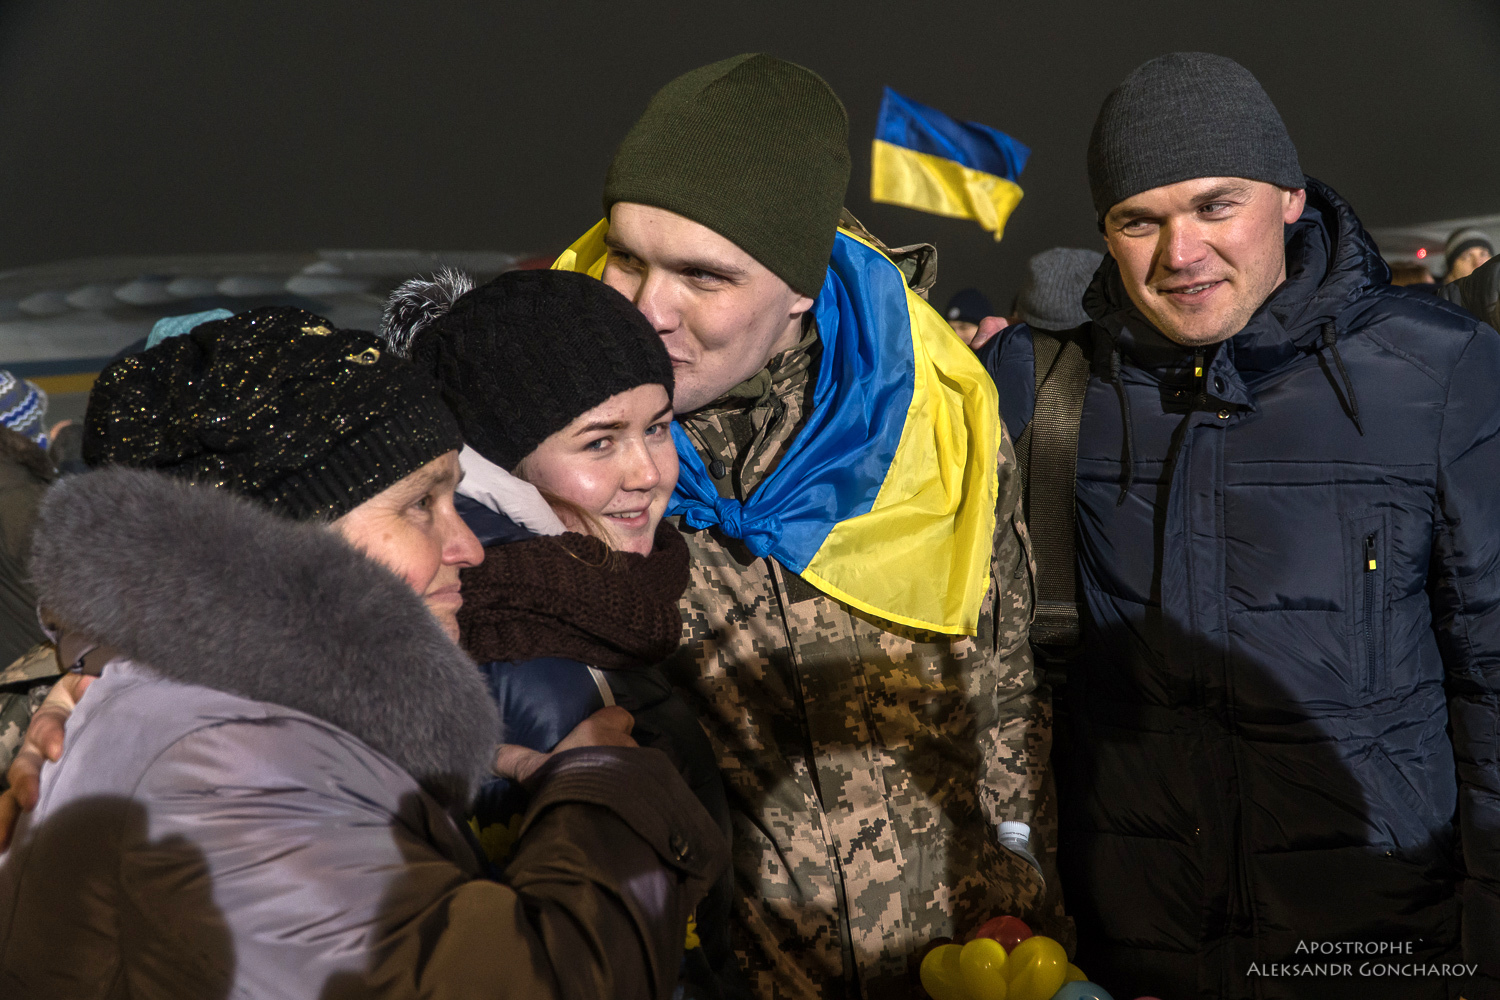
<box><xmin>1015</xmin><ymin>333</ymin><xmax>1060</xmax><ymax>502</ymax></box>
<box><xmin>1014</xmin><ymin>325</ymin><xmax>1091</xmax><ymax>647</ymax></box>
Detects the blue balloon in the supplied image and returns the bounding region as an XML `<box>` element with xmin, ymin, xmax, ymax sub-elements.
<box><xmin>1051</xmin><ymin>982</ymin><xmax>1115</xmax><ymax>1000</ymax></box>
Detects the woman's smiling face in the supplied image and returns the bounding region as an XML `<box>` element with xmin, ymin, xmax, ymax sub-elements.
<box><xmin>515</xmin><ymin>383</ymin><xmax>679</xmax><ymax>555</ymax></box>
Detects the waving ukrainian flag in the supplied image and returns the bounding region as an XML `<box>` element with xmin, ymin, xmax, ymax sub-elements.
<box><xmin>871</xmin><ymin>87</ymin><xmax>1030</xmax><ymax>240</ymax></box>
<box><xmin>555</xmin><ymin>221</ymin><xmax>1000</xmax><ymax>635</ymax></box>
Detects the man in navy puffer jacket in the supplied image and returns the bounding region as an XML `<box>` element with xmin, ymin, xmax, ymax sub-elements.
<box><xmin>981</xmin><ymin>53</ymin><xmax>1500</xmax><ymax>1000</ymax></box>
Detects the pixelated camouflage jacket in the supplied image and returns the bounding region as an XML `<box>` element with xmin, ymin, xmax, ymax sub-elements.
<box><xmin>0</xmin><ymin>643</ymin><xmax>59</xmax><ymax>787</ymax></box>
<box><xmin>666</xmin><ymin>325</ymin><xmax>1066</xmax><ymax>1000</ymax></box>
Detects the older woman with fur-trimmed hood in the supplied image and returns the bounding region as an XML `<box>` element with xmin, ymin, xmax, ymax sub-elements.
<box><xmin>0</xmin><ymin>308</ymin><xmax>726</xmax><ymax>1000</ymax></box>
<box><xmin>386</xmin><ymin>268</ymin><xmax>748</xmax><ymax>1000</ymax></box>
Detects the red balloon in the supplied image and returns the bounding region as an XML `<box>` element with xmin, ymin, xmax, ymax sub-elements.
<box><xmin>972</xmin><ymin>915</ymin><xmax>1033</xmax><ymax>952</ymax></box>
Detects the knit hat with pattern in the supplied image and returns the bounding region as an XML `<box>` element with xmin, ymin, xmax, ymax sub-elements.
<box><xmin>0</xmin><ymin>371</ymin><xmax>48</xmax><ymax>448</ymax></box>
<box><xmin>603</xmin><ymin>53</ymin><xmax>850</xmax><ymax>298</ymax></box>
<box><xmin>409</xmin><ymin>269</ymin><xmax>673</xmax><ymax>471</ymax></box>
<box><xmin>83</xmin><ymin>307</ymin><xmax>462</xmax><ymax>520</ymax></box>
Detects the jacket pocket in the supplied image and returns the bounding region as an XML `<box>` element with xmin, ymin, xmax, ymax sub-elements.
<box><xmin>1344</xmin><ymin>510</ymin><xmax>1388</xmax><ymax>695</ymax></box>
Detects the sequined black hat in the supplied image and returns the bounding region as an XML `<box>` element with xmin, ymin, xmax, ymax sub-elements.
<box><xmin>83</xmin><ymin>307</ymin><xmax>463</xmax><ymax>520</ymax></box>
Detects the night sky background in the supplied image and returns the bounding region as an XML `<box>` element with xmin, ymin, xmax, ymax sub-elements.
<box><xmin>1</xmin><ymin>1</ymin><xmax>1496</xmax><ymax>310</ymax></box>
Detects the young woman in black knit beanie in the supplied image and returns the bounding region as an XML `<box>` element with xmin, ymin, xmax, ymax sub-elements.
<box><xmin>391</xmin><ymin>268</ymin><xmax>747</xmax><ymax>1000</ymax></box>
<box><xmin>0</xmin><ymin>307</ymin><xmax>725</xmax><ymax>999</ymax></box>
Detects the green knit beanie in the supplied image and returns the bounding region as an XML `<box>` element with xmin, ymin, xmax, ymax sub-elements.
<box><xmin>603</xmin><ymin>53</ymin><xmax>850</xmax><ymax>299</ymax></box>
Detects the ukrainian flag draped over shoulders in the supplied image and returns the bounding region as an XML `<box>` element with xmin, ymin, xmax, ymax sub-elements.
<box><xmin>871</xmin><ymin>87</ymin><xmax>1030</xmax><ymax>240</ymax></box>
<box><xmin>554</xmin><ymin>221</ymin><xmax>1000</xmax><ymax>636</ymax></box>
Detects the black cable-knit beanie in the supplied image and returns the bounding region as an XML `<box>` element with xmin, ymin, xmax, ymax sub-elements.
<box><xmin>1087</xmin><ymin>52</ymin><xmax>1303</xmax><ymax>218</ymax></box>
<box><xmin>408</xmin><ymin>270</ymin><xmax>674</xmax><ymax>470</ymax></box>
<box><xmin>84</xmin><ymin>307</ymin><xmax>462</xmax><ymax>520</ymax></box>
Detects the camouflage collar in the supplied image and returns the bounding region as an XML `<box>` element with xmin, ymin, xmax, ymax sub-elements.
<box><xmin>0</xmin><ymin>643</ymin><xmax>60</xmax><ymax>688</ymax></box>
<box><xmin>701</xmin><ymin>321</ymin><xmax>819</xmax><ymax>410</ymax></box>
<box><xmin>679</xmin><ymin>323</ymin><xmax>820</xmax><ymax>499</ymax></box>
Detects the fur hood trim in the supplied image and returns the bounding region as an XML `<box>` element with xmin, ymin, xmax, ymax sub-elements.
<box><xmin>30</xmin><ymin>468</ymin><xmax>499</xmax><ymax>811</ymax></box>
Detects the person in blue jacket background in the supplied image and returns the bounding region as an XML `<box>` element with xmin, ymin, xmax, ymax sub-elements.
<box><xmin>980</xmin><ymin>54</ymin><xmax>1500</xmax><ymax>1000</ymax></box>
<box><xmin>386</xmin><ymin>267</ymin><xmax>746</xmax><ymax>1000</ymax></box>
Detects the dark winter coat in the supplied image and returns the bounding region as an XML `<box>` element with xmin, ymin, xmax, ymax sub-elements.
<box><xmin>455</xmin><ymin>501</ymin><xmax>746</xmax><ymax>1000</ymax></box>
<box><xmin>475</xmin><ymin>656</ymin><xmax>742</xmax><ymax>1000</ymax></box>
<box><xmin>0</xmin><ymin>427</ymin><xmax>51</xmax><ymax>667</ymax></box>
<box><xmin>1437</xmin><ymin>253</ymin><xmax>1500</xmax><ymax>331</ymax></box>
<box><xmin>982</xmin><ymin>179</ymin><xmax>1500</xmax><ymax>1000</ymax></box>
<box><xmin>0</xmin><ymin>468</ymin><xmax>727</xmax><ymax>999</ymax></box>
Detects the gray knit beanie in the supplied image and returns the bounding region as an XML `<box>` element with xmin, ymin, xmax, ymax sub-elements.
<box><xmin>1017</xmin><ymin>248</ymin><xmax>1105</xmax><ymax>331</ymax></box>
<box><xmin>1087</xmin><ymin>53</ymin><xmax>1303</xmax><ymax>218</ymax></box>
<box><xmin>1444</xmin><ymin>227</ymin><xmax>1493</xmax><ymax>276</ymax></box>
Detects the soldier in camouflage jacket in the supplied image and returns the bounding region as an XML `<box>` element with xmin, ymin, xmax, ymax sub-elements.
<box><xmin>0</xmin><ymin>422</ymin><xmax>59</xmax><ymax>786</ymax></box>
<box><xmin>667</xmin><ymin>329</ymin><xmax>1059</xmax><ymax>998</ymax></box>
<box><xmin>0</xmin><ymin>645</ymin><xmax>57</xmax><ymax>786</ymax></box>
<box><xmin>591</xmin><ymin>55</ymin><xmax>1064</xmax><ymax>998</ymax></box>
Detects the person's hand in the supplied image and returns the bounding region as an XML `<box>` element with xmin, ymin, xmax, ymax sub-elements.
<box><xmin>0</xmin><ymin>672</ymin><xmax>92</xmax><ymax>852</ymax></box>
<box><xmin>965</xmin><ymin>315</ymin><xmax>1008</xmax><ymax>351</ymax></box>
<box><xmin>492</xmin><ymin>705</ymin><xmax>637</xmax><ymax>788</ymax></box>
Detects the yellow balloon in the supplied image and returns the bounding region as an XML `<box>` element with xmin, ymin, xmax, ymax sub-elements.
<box><xmin>1001</xmin><ymin>935</ymin><xmax>1069</xmax><ymax>1000</ymax></box>
<box><xmin>920</xmin><ymin>944</ymin><xmax>968</xmax><ymax>1000</ymax></box>
<box><xmin>1065</xmin><ymin>964</ymin><xmax>1088</xmax><ymax>983</ymax></box>
<box><xmin>959</xmin><ymin>938</ymin><xmax>1009</xmax><ymax>1000</ymax></box>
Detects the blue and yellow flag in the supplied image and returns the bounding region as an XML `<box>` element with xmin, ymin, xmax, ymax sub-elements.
<box><xmin>554</xmin><ymin>221</ymin><xmax>1000</xmax><ymax>635</ymax></box>
<box><xmin>871</xmin><ymin>87</ymin><xmax>1030</xmax><ymax>240</ymax></box>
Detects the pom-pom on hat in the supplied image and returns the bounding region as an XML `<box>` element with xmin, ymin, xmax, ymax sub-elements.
<box><xmin>381</xmin><ymin>268</ymin><xmax>475</xmax><ymax>357</ymax></box>
<box><xmin>406</xmin><ymin>269</ymin><xmax>673</xmax><ymax>471</ymax></box>
<box><xmin>84</xmin><ymin>307</ymin><xmax>462</xmax><ymax>521</ymax></box>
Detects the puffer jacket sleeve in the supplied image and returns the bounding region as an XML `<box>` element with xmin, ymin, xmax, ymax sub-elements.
<box><xmin>978</xmin><ymin>324</ymin><xmax>1038</xmax><ymax>437</ymax></box>
<box><xmin>122</xmin><ymin>718</ymin><xmax>725</xmax><ymax>999</ymax></box>
<box><xmin>1431</xmin><ymin>323</ymin><xmax>1500</xmax><ymax>982</ymax></box>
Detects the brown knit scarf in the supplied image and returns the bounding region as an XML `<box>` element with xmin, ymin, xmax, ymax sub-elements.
<box><xmin>458</xmin><ymin>520</ymin><xmax>689</xmax><ymax>669</ymax></box>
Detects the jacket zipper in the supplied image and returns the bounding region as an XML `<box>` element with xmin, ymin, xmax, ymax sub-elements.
<box><xmin>1364</xmin><ymin>533</ymin><xmax>1378</xmax><ymax>689</ymax></box>
<box><xmin>1193</xmin><ymin>348</ymin><xmax>1207</xmax><ymax>406</ymax></box>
